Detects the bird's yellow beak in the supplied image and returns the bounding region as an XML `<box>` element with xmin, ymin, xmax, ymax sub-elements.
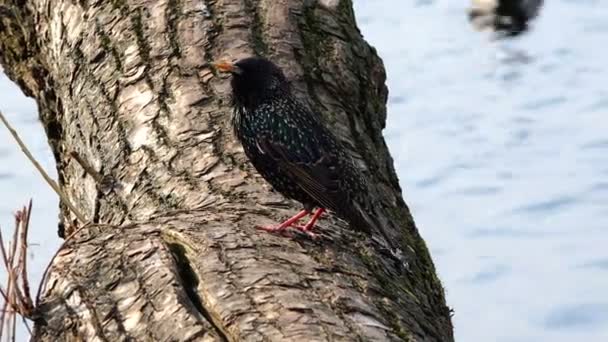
<box><xmin>214</xmin><ymin>61</ymin><xmax>238</xmax><ymax>73</ymax></box>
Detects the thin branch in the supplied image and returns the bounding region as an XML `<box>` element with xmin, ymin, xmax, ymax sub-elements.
<box><xmin>0</xmin><ymin>232</ymin><xmax>13</xmax><ymax>340</ymax></box>
<box><xmin>21</xmin><ymin>316</ymin><xmax>31</xmax><ymax>335</ymax></box>
<box><xmin>0</xmin><ymin>228</ymin><xmax>11</xmax><ymax>284</ymax></box>
<box><xmin>0</xmin><ymin>288</ymin><xmax>8</xmax><ymax>304</ymax></box>
<box><xmin>0</xmin><ymin>202</ymin><xmax>37</xmax><ymax>341</ymax></box>
<box><xmin>0</xmin><ymin>110</ymin><xmax>87</xmax><ymax>223</ymax></box>
<box><xmin>0</xmin><ymin>241</ymin><xmax>6</xmax><ymax>340</ymax></box>
<box><xmin>10</xmin><ymin>303</ymin><xmax>16</xmax><ymax>342</ymax></box>
<box><xmin>9</xmin><ymin>215</ymin><xmax>19</xmax><ymax>272</ymax></box>
<box><xmin>69</xmin><ymin>151</ymin><xmax>104</xmax><ymax>184</ymax></box>
<box><xmin>0</xmin><ymin>228</ymin><xmax>8</xmax><ymax>306</ymax></box>
<box><xmin>19</xmin><ymin>201</ymin><xmax>32</xmax><ymax>310</ymax></box>
<box><xmin>0</xmin><ymin>299</ymin><xmax>6</xmax><ymax>341</ymax></box>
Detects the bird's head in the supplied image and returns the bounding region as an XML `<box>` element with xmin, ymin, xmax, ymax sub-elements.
<box><xmin>214</xmin><ymin>57</ymin><xmax>289</xmax><ymax>109</ymax></box>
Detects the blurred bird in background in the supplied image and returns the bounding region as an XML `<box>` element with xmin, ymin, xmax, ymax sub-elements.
<box><xmin>468</xmin><ymin>0</ymin><xmax>544</xmax><ymax>39</ymax></box>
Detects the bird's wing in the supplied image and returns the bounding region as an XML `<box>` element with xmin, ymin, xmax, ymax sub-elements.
<box><xmin>256</xmin><ymin>136</ymin><xmax>344</xmax><ymax>212</ymax></box>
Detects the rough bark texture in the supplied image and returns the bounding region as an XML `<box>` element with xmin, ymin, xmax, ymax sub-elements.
<box><xmin>0</xmin><ymin>0</ymin><xmax>453</xmax><ymax>341</ymax></box>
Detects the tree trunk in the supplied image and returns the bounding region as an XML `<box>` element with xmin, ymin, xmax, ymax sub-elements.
<box><xmin>0</xmin><ymin>0</ymin><xmax>453</xmax><ymax>341</ymax></box>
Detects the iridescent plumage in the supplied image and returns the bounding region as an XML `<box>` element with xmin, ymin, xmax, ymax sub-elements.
<box><xmin>216</xmin><ymin>57</ymin><xmax>370</xmax><ymax>234</ymax></box>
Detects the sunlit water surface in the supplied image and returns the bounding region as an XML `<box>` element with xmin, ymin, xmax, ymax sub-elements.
<box><xmin>1</xmin><ymin>0</ymin><xmax>607</xmax><ymax>340</ymax></box>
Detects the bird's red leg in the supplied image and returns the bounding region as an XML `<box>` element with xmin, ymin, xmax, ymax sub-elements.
<box><xmin>297</xmin><ymin>208</ymin><xmax>325</xmax><ymax>232</ymax></box>
<box><xmin>257</xmin><ymin>209</ymin><xmax>309</xmax><ymax>233</ymax></box>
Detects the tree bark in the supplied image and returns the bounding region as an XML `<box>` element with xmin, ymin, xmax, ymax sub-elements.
<box><xmin>0</xmin><ymin>0</ymin><xmax>453</xmax><ymax>341</ymax></box>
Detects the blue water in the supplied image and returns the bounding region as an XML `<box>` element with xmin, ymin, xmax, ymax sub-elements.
<box><xmin>1</xmin><ymin>0</ymin><xmax>608</xmax><ymax>341</ymax></box>
<box><xmin>353</xmin><ymin>0</ymin><xmax>608</xmax><ymax>341</ymax></box>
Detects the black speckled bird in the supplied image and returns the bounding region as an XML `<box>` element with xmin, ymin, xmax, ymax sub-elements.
<box><xmin>214</xmin><ymin>57</ymin><xmax>371</xmax><ymax>235</ymax></box>
<box><xmin>469</xmin><ymin>0</ymin><xmax>544</xmax><ymax>38</ymax></box>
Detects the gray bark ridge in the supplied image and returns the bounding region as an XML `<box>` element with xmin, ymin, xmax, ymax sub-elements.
<box><xmin>0</xmin><ymin>0</ymin><xmax>454</xmax><ymax>341</ymax></box>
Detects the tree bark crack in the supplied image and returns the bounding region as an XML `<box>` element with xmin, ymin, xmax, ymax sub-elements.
<box><xmin>164</xmin><ymin>239</ymin><xmax>230</xmax><ymax>342</ymax></box>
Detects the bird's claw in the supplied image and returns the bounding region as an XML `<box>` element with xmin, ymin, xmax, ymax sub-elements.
<box><xmin>256</xmin><ymin>225</ymin><xmax>317</xmax><ymax>239</ymax></box>
<box><xmin>293</xmin><ymin>226</ymin><xmax>317</xmax><ymax>239</ymax></box>
<box><xmin>256</xmin><ymin>225</ymin><xmax>291</xmax><ymax>235</ymax></box>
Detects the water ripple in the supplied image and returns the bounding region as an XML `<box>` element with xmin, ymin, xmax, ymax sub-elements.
<box><xmin>544</xmin><ymin>303</ymin><xmax>608</xmax><ymax>330</ymax></box>
<box><xmin>467</xmin><ymin>264</ymin><xmax>510</xmax><ymax>284</ymax></box>
<box><xmin>414</xmin><ymin>163</ymin><xmax>479</xmax><ymax>188</ymax></box>
<box><xmin>506</xmin><ymin>129</ymin><xmax>531</xmax><ymax>147</ymax></box>
<box><xmin>575</xmin><ymin>258</ymin><xmax>608</xmax><ymax>271</ymax></box>
<box><xmin>388</xmin><ymin>95</ymin><xmax>408</xmax><ymax>105</ymax></box>
<box><xmin>583</xmin><ymin>98</ymin><xmax>608</xmax><ymax>113</ymax></box>
<box><xmin>466</xmin><ymin>227</ymin><xmax>552</xmax><ymax>239</ymax></box>
<box><xmin>510</xmin><ymin>116</ymin><xmax>536</xmax><ymax>125</ymax></box>
<box><xmin>449</xmin><ymin>186</ymin><xmax>502</xmax><ymax>196</ymax></box>
<box><xmin>415</xmin><ymin>174</ymin><xmax>446</xmax><ymax>189</ymax></box>
<box><xmin>589</xmin><ymin>182</ymin><xmax>608</xmax><ymax>193</ymax></box>
<box><xmin>580</xmin><ymin>140</ymin><xmax>608</xmax><ymax>151</ymax></box>
<box><xmin>0</xmin><ymin>172</ymin><xmax>13</xmax><ymax>180</ymax></box>
<box><xmin>521</xmin><ymin>96</ymin><xmax>567</xmax><ymax>111</ymax></box>
<box><xmin>511</xmin><ymin>196</ymin><xmax>577</xmax><ymax>215</ymax></box>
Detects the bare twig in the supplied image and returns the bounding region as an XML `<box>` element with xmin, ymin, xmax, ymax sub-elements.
<box><xmin>69</xmin><ymin>151</ymin><xmax>104</xmax><ymax>183</ymax></box>
<box><xmin>70</xmin><ymin>151</ymin><xmax>119</xmax><ymax>195</ymax></box>
<box><xmin>10</xmin><ymin>306</ymin><xmax>15</xmax><ymax>342</ymax></box>
<box><xmin>0</xmin><ymin>226</ymin><xmax>13</xmax><ymax>340</ymax></box>
<box><xmin>0</xmin><ymin>290</ymin><xmax>7</xmax><ymax>338</ymax></box>
<box><xmin>19</xmin><ymin>201</ymin><xmax>33</xmax><ymax>312</ymax></box>
<box><xmin>0</xmin><ymin>201</ymin><xmax>37</xmax><ymax>341</ymax></box>
<box><xmin>0</xmin><ymin>110</ymin><xmax>87</xmax><ymax>223</ymax></box>
<box><xmin>0</xmin><ymin>226</ymin><xmax>12</xmax><ymax>293</ymax></box>
<box><xmin>0</xmin><ymin>112</ymin><xmax>97</xmax><ymax>339</ymax></box>
<box><xmin>0</xmin><ymin>286</ymin><xmax>8</xmax><ymax>303</ymax></box>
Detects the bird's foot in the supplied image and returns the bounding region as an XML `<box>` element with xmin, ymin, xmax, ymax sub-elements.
<box><xmin>294</xmin><ymin>208</ymin><xmax>325</xmax><ymax>233</ymax></box>
<box><xmin>290</xmin><ymin>222</ymin><xmax>317</xmax><ymax>233</ymax></box>
<box><xmin>256</xmin><ymin>208</ymin><xmax>325</xmax><ymax>239</ymax></box>
<box><xmin>257</xmin><ymin>224</ymin><xmax>289</xmax><ymax>233</ymax></box>
<box><xmin>289</xmin><ymin>225</ymin><xmax>318</xmax><ymax>238</ymax></box>
<box><xmin>256</xmin><ymin>224</ymin><xmax>317</xmax><ymax>238</ymax></box>
<box><xmin>256</xmin><ymin>209</ymin><xmax>309</xmax><ymax>236</ymax></box>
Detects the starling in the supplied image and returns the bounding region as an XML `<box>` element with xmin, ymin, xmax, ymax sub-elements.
<box><xmin>214</xmin><ymin>57</ymin><xmax>372</xmax><ymax>235</ymax></box>
<box><xmin>468</xmin><ymin>0</ymin><xmax>543</xmax><ymax>38</ymax></box>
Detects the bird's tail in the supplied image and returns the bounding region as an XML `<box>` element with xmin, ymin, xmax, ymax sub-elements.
<box><xmin>345</xmin><ymin>200</ymin><xmax>406</xmax><ymax>266</ymax></box>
